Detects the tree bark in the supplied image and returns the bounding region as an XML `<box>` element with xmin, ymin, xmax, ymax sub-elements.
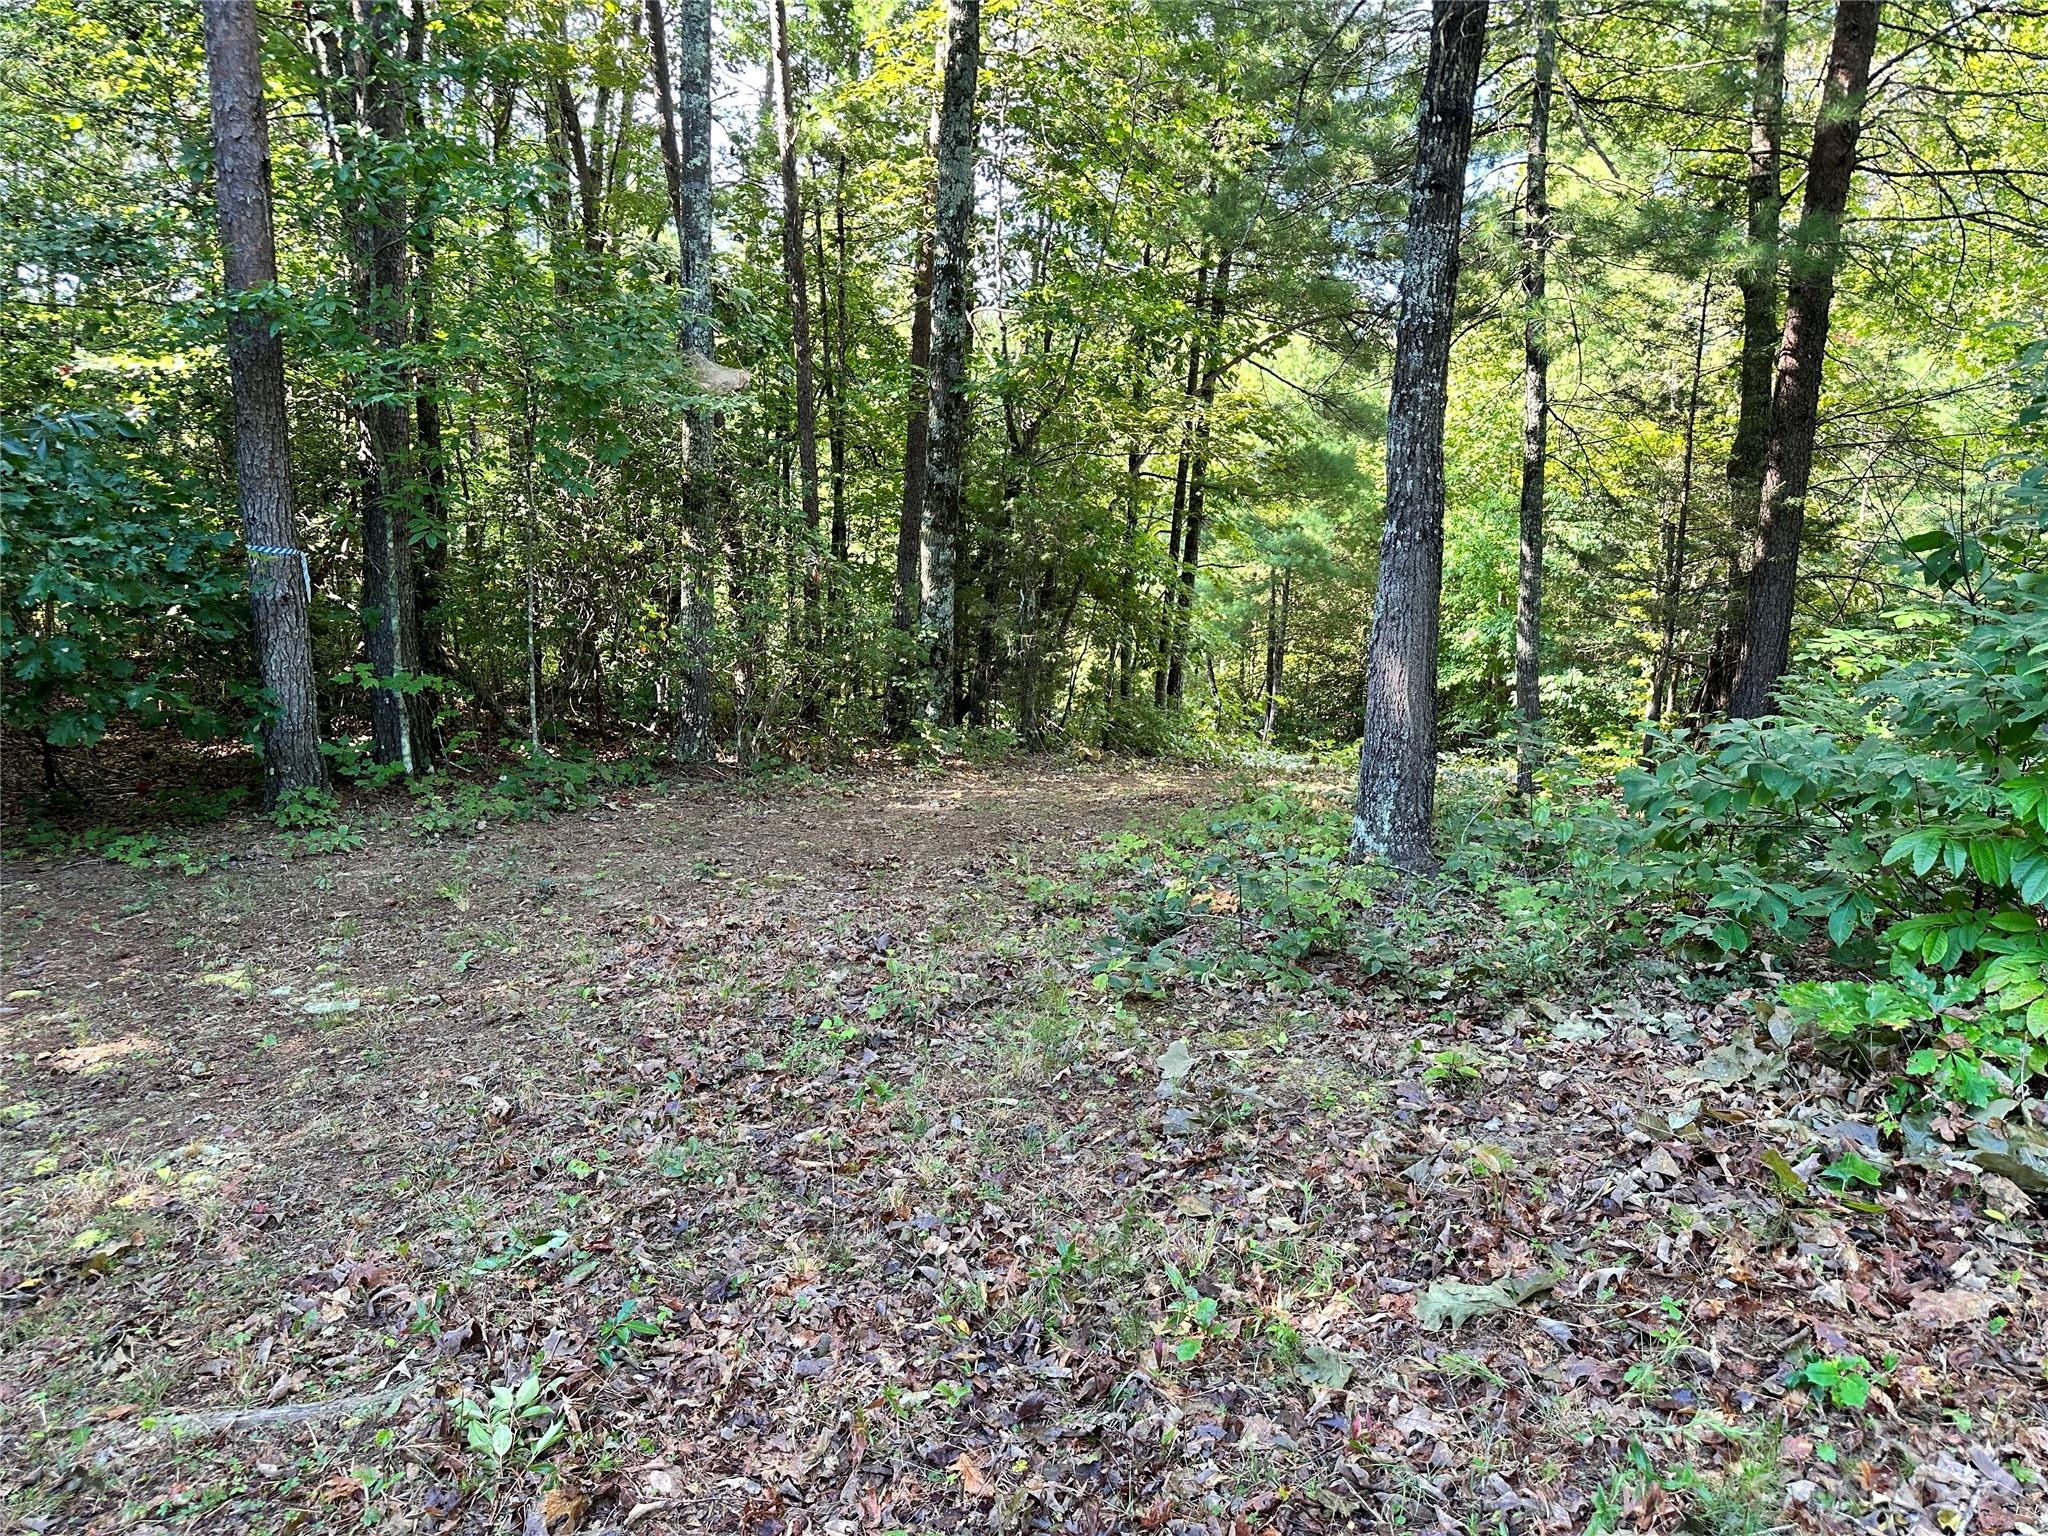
<box><xmin>918</xmin><ymin>0</ymin><xmax>981</xmax><ymax>727</ymax></box>
<box><xmin>345</xmin><ymin>0</ymin><xmax>431</xmax><ymax>774</ymax></box>
<box><xmin>1117</xmin><ymin>313</ymin><xmax>1151</xmax><ymax>703</ymax></box>
<box><xmin>823</xmin><ymin>160</ymin><xmax>850</xmax><ymax>564</ymax></box>
<box><xmin>1647</xmin><ymin>279</ymin><xmax>1712</xmax><ymax>750</ymax></box>
<box><xmin>648</xmin><ymin>0</ymin><xmax>718</xmax><ymax>760</ymax></box>
<box><xmin>1261</xmin><ymin>569</ymin><xmax>1291</xmax><ymax>742</ymax></box>
<box><xmin>406</xmin><ymin>4</ymin><xmax>451</xmax><ymax>689</ymax></box>
<box><xmin>201</xmin><ymin>0</ymin><xmax>328</xmax><ymax>806</ymax></box>
<box><xmin>768</xmin><ymin>0</ymin><xmax>823</xmax><ymax>666</ymax></box>
<box><xmin>1730</xmin><ymin>0</ymin><xmax>1881</xmax><ymax>719</ymax></box>
<box><xmin>1350</xmin><ymin>0</ymin><xmax>1490</xmax><ymax>873</ymax></box>
<box><xmin>1698</xmin><ymin>0</ymin><xmax>1786</xmax><ymax>718</ymax></box>
<box><xmin>1513</xmin><ymin>0</ymin><xmax>1555</xmax><ymax>798</ymax></box>
<box><xmin>1154</xmin><ymin>257</ymin><xmax>1208</xmax><ymax>707</ymax></box>
<box><xmin>886</xmin><ymin>233</ymin><xmax>935</xmax><ymax>739</ymax></box>
<box><xmin>1167</xmin><ymin>248</ymin><xmax>1231</xmax><ymax>707</ymax></box>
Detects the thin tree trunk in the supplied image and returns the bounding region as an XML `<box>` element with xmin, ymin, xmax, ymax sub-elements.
<box><xmin>648</xmin><ymin>0</ymin><xmax>718</xmax><ymax>760</ymax></box>
<box><xmin>1730</xmin><ymin>0</ymin><xmax>1882</xmax><ymax>719</ymax></box>
<box><xmin>1350</xmin><ymin>0</ymin><xmax>1490</xmax><ymax>873</ymax></box>
<box><xmin>201</xmin><ymin>0</ymin><xmax>327</xmax><ymax>806</ymax></box>
<box><xmin>405</xmin><ymin>5</ymin><xmax>451</xmax><ymax>706</ymax></box>
<box><xmin>1260</xmin><ymin>569</ymin><xmax>1291</xmax><ymax>742</ymax></box>
<box><xmin>1118</xmin><ymin>317</ymin><xmax>1150</xmax><ymax>703</ymax></box>
<box><xmin>918</xmin><ymin>0</ymin><xmax>981</xmax><ymax>726</ymax></box>
<box><xmin>887</xmin><ymin>233</ymin><xmax>935</xmax><ymax>739</ymax></box>
<box><xmin>346</xmin><ymin>0</ymin><xmax>430</xmax><ymax>774</ymax></box>
<box><xmin>1167</xmin><ymin>249</ymin><xmax>1231</xmax><ymax>707</ymax></box>
<box><xmin>826</xmin><ymin>157</ymin><xmax>850</xmax><ymax>563</ymax></box>
<box><xmin>1646</xmin><ymin>279</ymin><xmax>1712</xmax><ymax>751</ymax></box>
<box><xmin>1155</xmin><ymin>258</ymin><xmax>1208</xmax><ymax>707</ymax></box>
<box><xmin>518</xmin><ymin>365</ymin><xmax>542</xmax><ymax>756</ymax></box>
<box><xmin>1513</xmin><ymin>0</ymin><xmax>1555</xmax><ymax>797</ymax></box>
<box><xmin>1699</xmin><ymin>0</ymin><xmax>1787</xmax><ymax>718</ymax></box>
<box><xmin>768</xmin><ymin>0</ymin><xmax>823</xmax><ymax>669</ymax></box>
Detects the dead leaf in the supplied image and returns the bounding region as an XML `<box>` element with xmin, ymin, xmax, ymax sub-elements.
<box><xmin>1907</xmin><ymin>1289</ymin><xmax>1998</xmax><ymax>1329</ymax></box>
<box><xmin>524</xmin><ymin>1488</ymin><xmax>585</xmax><ymax>1536</ymax></box>
<box><xmin>50</xmin><ymin>1035</ymin><xmax>158</xmax><ymax>1072</ymax></box>
<box><xmin>1561</xmin><ymin>1356</ymin><xmax>1624</xmax><ymax>1394</ymax></box>
<box><xmin>1392</xmin><ymin>1403</ymin><xmax>1448</xmax><ymax>1440</ymax></box>
<box><xmin>1156</xmin><ymin>1037</ymin><xmax>1197</xmax><ymax>1091</ymax></box>
<box><xmin>953</xmin><ymin>1451</ymin><xmax>993</xmax><ymax>1497</ymax></box>
<box><xmin>1417</xmin><ymin>1270</ymin><xmax>1557</xmax><ymax>1333</ymax></box>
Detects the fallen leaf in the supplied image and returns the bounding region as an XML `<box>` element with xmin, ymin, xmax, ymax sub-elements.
<box><xmin>1156</xmin><ymin>1038</ymin><xmax>1196</xmax><ymax>1090</ymax></box>
<box><xmin>1907</xmin><ymin>1289</ymin><xmax>1998</xmax><ymax>1329</ymax></box>
<box><xmin>953</xmin><ymin>1451</ymin><xmax>993</xmax><ymax>1497</ymax></box>
<box><xmin>1561</xmin><ymin>1356</ymin><xmax>1624</xmax><ymax>1394</ymax></box>
<box><xmin>1417</xmin><ymin>1271</ymin><xmax>1556</xmax><ymax>1333</ymax></box>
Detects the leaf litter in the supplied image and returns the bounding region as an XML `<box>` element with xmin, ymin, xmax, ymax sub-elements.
<box><xmin>0</xmin><ymin>761</ymin><xmax>2042</xmax><ymax>1534</ymax></box>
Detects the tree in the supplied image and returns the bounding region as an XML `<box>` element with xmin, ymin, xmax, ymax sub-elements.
<box><xmin>886</xmin><ymin>232</ymin><xmax>935</xmax><ymax>740</ymax></box>
<box><xmin>1350</xmin><ymin>0</ymin><xmax>1490</xmax><ymax>873</ymax></box>
<box><xmin>919</xmin><ymin>0</ymin><xmax>981</xmax><ymax>726</ymax></box>
<box><xmin>200</xmin><ymin>0</ymin><xmax>327</xmax><ymax>806</ymax></box>
<box><xmin>310</xmin><ymin>0</ymin><xmax>432</xmax><ymax>773</ymax></box>
<box><xmin>768</xmin><ymin>0</ymin><xmax>823</xmax><ymax>665</ymax></box>
<box><xmin>1513</xmin><ymin>0</ymin><xmax>1555</xmax><ymax>796</ymax></box>
<box><xmin>1730</xmin><ymin>0</ymin><xmax>1883</xmax><ymax>718</ymax></box>
<box><xmin>1697</xmin><ymin>0</ymin><xmax>1786</xmax><ymax>718</ymax></box>
<box><xmin>1167</xmin><ymin>249</ymin><xmax>1231</xmax><ymax>709</ymax></box>
<box><xmin>648</xmin><ymin>0</ymin><xmax>718</xmax><ymax>760</ymax></box>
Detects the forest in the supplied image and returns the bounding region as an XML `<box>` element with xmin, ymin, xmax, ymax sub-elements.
<box><xmin>3</xmin><ymin>0</ymin><xmax>2047</xmax><ymax>1531</ymax></box>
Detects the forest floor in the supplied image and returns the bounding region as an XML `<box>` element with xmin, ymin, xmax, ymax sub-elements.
<box><xmin>2</xmin><ymin>759</ymin><xmax>2043</xmax><ymax>1536</ymax></box>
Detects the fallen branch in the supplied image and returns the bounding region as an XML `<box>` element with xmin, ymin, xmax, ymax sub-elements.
<box><xmin>146</xmin><ymin>1378</ymin><xmax>416</xmax><ymax>1436</ymax></box>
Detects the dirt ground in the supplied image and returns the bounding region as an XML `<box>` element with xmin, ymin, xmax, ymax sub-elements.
<box><xmin>2</xmin><ymin>760</ymin><xmax>2043</xmax><ymax>1535</ymax></box>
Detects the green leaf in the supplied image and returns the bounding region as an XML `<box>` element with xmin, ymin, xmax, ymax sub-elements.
<box><xmin>1761</xmin><ymin>1148</ymin><xmax>1807</xmax><ymax>1197</ymax></box>
<box><xmin>1827</xmin><ymin>902</ymin><xmax>1859</xmax><ymax>946</ymax></box>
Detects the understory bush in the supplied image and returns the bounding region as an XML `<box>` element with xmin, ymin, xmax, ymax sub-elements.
<box><xmin>1</xmin><ymin>410</ymin><xmax>245</xmax><ymax>751</ymax></box>
<box><xmin>1091</xmin><ymin>481</ymin><xmax>2044</xmax><ymax>1113</ymax></box>
<box><xmin>1607</xmin><ymin>489</ymin><xmax>2046</xmax><ymax>1107</ymax></box>
<box><xmin>1085</xmin><ymin>773</ymin><xmax>1641</xmax><ymax>1002</ymax></box>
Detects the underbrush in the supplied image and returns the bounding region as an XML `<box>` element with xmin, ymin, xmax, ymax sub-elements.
<box><xmin>7</xmin><ymin>735</ymin><xmax>671</xmax><ymax>871</ymax></box>
<box><xmin>1088</xmin><ymin>491</ymin><xmax>2046</xmax><ymax>1129</ymax></box>
<box><xmin>1082</xmin><ymin>770</ymin><xmax>1648</xmax><ymax>1005</ymax></box>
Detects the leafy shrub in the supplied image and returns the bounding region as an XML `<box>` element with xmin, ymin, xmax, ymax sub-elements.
<box><xmin>1087</xmin><ymin>784</ymin><xmax>1394</xmax><ymax>995</ymax></box>
<box><xmin>1587</xmin><ymin>453</ymin><xmax>2047</xmax><ymax>1107</ymax></box>
<box><xmin>272</xmin><ymin>785</ymin><xmax>366</xmax><ymax>857</ymax></box>
<box><xmin>410</xmin><ymin>747</ymin><xmax>662</xmax><ymax>836</ymax></box>
<box><xmin>0</xmin><ymin>410</ymin><xmax>244</xmax><ymax>749</ymax></box>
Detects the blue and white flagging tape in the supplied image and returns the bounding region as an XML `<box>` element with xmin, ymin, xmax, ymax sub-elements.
<box><xmin>247</xmin><ymin>544</ymin><xmax>312</xmax><ymax>601</ymax></box>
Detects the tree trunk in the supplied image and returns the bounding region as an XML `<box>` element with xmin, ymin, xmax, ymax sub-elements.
<box><xmin>648</xmin><ymin>0</ymin><xmax>718</xmax><ymax>761</ymax></box>
<box><xmin>1729</xmin><ymin>0</ymin><xmax>1881</xmax><ymax>719</ymax></box>
<box><xmin>1350</xmin><ymin>0</ymin><xmax>1489</xmax><ymax>873</ymax></box>
<box><xmin>768</xmin><ymin>0</ymin><xmax>823</xmax><ymax>669</ymax></box>
<box><xmin>1513</xmin><ymin>0</ymin><xmax>1554</xmax><ymax>798</ymax></box>
<box><xmin>1118</xmin><ymin>320</ymin><xmax>1150</xmax><ymax>703</ymax></box>
<box><xmin>346</xmin><ymin>0</ymin><xmax>430</xmax><ymax>774</ymax></box>
<box><xmin>918</xmin><ymin>0</ymin><xmax>981</xmax><ymax>727</ymax></box>
<box><xmin>1698</xmin><ymin>0</ymin><xmax>1787</xmax><ymax>718</ymax></box>
<box><xmin>1167</xmin><ymin>249</ymin><xmax>1231</xmax><ymax>707</ymax></box>
<box><xmin>412</xmin><ymin>213</ymin><xmax>451</xmax><ymax>672</ymax></box>
<box><xmin>825</xmin><ymin>158</ymin><xmax>850</xmax><ymax>564</ymax></box>
<box><xmin>1646</xmin><ymin>279</ymin><xmax>1712</xmax><ymax>750</ymax></box>
<box><xmin>201</xmin><ymin>0</ymin><xmax>327</xmax><ymax>806</ymax></box>
<box><xmin>1154</xmin><ymin>258</ymin><xmax>1208</xmax><ymax>707</ymax></box>
<box><xmin>886</xmin><ymin>233</ymin><xmax>935</xmax><ymax>739</ymax></box>
<box><xmin>1260</xmin><ymin>568</ymin><xmax>1291</xmax><ymax>742</ymax></box>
